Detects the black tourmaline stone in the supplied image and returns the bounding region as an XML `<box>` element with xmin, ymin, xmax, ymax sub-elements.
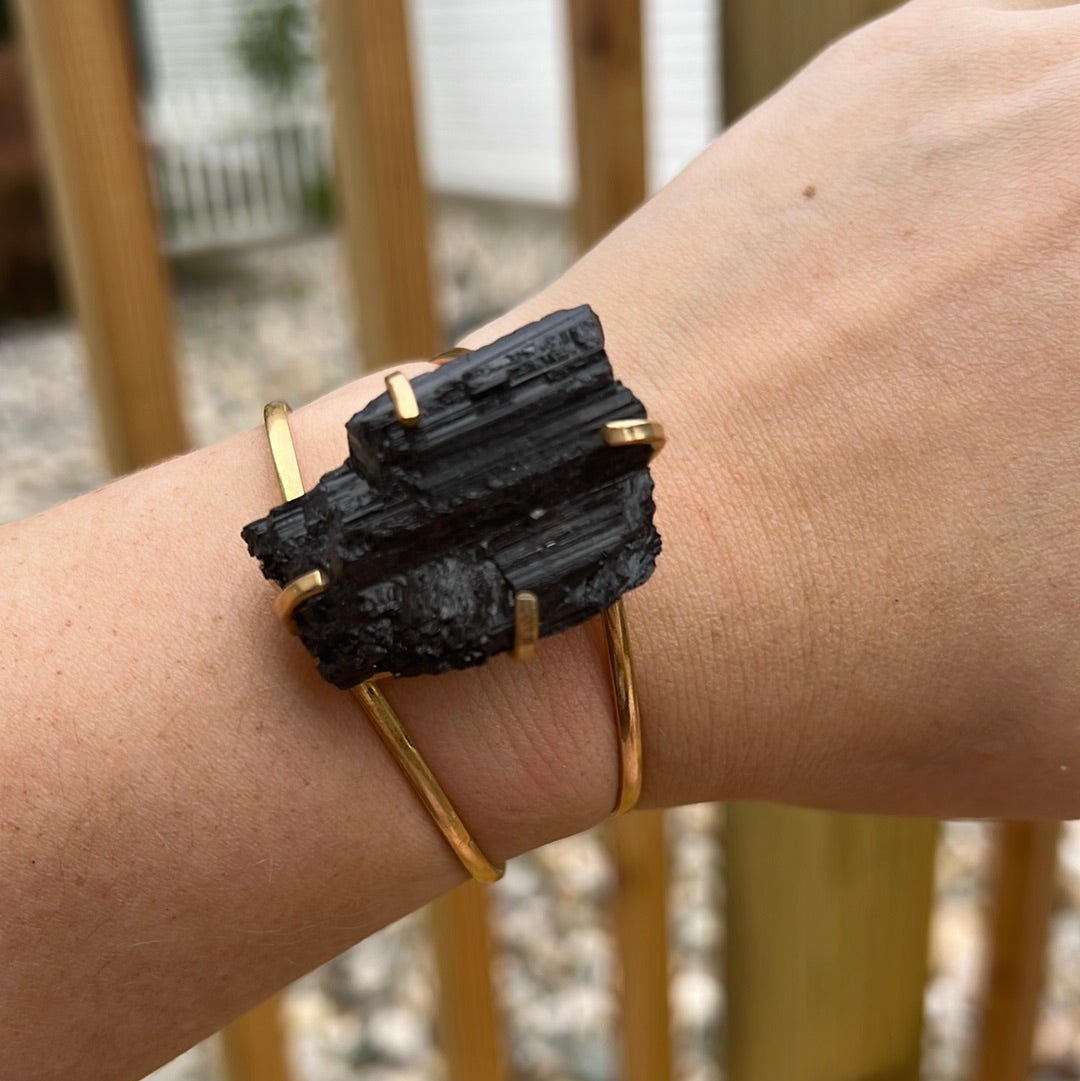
<box><xmin>242</xmin><ymin>305</ymin><xmax>661</xmax><ymax>688</ymax></box>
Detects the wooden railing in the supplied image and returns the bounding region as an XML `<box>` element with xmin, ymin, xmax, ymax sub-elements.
<box><xmin>11</xmin><ymin>2</ymin><xmax>1058</xmax><ymax>1079</ymax></box>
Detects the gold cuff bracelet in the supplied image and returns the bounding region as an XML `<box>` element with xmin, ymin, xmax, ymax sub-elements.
<box><xmin>258</xmin><ymin>398</ymin><xmax>650</xmax><ymax>884</ymax></box>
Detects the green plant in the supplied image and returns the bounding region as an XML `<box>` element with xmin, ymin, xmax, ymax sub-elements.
<box><xmin>234</xmin><ymin>1</ymin><xmax>312</xmax><ymax>99</ymax></box>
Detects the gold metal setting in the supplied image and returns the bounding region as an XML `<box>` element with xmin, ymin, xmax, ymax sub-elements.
<box><xmin>601</xmin><ymin>418</ymin><xmax>666</xmax><ymax>460</ymax></box>
<box><xmin>432</xmin><ymin>347</ymin><xmax>470</xmax><ymax>367</ymax></box>
<box><xmin>385</xmin><ymin>371</ymin><xmax>420</xmax><ymax>427</ymax></box>
<box><xmin>512</xmin><ymin>591</ymin><xmax>540</xmax><ymax>662</ymax></box>
<box><xmin>264</xmin><ymin>401</ymin><xmax>306</xmax><ymax>502</ymax></box>
<box><xmin>258</xmin><ymin>390</ymin><xmax>654</xmax><ymax>878</ymax></box>
<box><xmin>275</xmin><ymin>569</ymin><xmax>330</xmax><ymax>631</ymax></box>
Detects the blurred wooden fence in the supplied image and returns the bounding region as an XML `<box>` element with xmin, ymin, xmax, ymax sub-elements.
<box><xmin>11</xmin><ymin>0</ymin><xmax>1060</xmax><ymax>1079</ymax></box>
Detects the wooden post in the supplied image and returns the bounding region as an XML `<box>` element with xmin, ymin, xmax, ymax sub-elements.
<box><xmin>568</xmin><ymin>0</ymin><xmax>647</xmax><ymax>244</ymax></box>
<box><xmin>428</xmin><ymin>882</ymin><xmax>506</xmax><ymax>1081</ymax></box>
<box><xmin>722</xmin><ymin>0</ymin><xmax>898</xmax><ymax>124</ymax></box>
<box><xmin>726</xmin><ymin>806</ymin><xmax>938</xmax><ymax>1081</ymax></box>
<box><xmin>610</xmin><ymin>809</ymin><xmax>674</xmax><ymax>1081</ymax></box>
<box><xmin>319</xmin><ymin>7</ymin><xmax>504</xmax><ymax>1080</ymax></box>
<box><xmin>218</xmin><ymin>997</ymin><xmax>292</xmax><ymax>1081</ymax></box>
<box><xmin>12</xmin><ymin>0</ymin><xmax>186</xmax><ymax>474</ymax></box>
<box><xmin>721</xmin><ymin>7</ymin><xmax>939</xmax><ymax>1079</ymax></box>
<box><xmin>567</xmin><ymin>6</ymin><xmax>672</xmax><ymax>1080</ymax></box>
<box><xmin>319</xmin><ymin>0</ymin><xmax>439</xmax><ymax>371</ymax></box>
<box><xmin>972</xmin><ymin>822</ymin><xmax>1060</xmax><ymax>1081</ymax></box>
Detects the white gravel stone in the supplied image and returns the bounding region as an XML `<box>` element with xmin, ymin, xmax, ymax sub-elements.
<box><xmin>671</xmin><ymin>967</ymin><xmax>723</xmax><ymax>1032</ymax></box>
<box><xmin>366</xmin><ymin>1006</ymin><xmax>431</xmax><ymax>1064</ymax></box>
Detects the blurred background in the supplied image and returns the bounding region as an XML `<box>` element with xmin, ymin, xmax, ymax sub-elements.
<box><xmin>0</xmin><ymin>0</ymin><xmax>713</xmax><ymax>519</ymax></box>
<box><xmin>2</xmin><ymin>3</ymin><xmax>1079</xmax><ymax>1081</ymax></box>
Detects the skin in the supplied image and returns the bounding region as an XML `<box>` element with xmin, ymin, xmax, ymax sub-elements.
<box><xmin>1</xmin><ymin>1</ymin><xmax>1078</xmax><ymax>1076</ymax></box>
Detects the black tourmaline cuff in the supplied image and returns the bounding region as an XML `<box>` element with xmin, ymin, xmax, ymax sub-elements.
<box><xmin>241</xmin><ymin>305</ymin><xmax>661</xmax><ymax>689</ymax></box>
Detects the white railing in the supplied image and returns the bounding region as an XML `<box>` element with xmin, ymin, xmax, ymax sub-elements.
<box><xmin>145</xmin><ymin>94</ymin><xmax>333</xmax><ymax>254</ymax></box>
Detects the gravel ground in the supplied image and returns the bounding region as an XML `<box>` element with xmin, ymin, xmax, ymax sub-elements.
<box><xmin>1</xmin><ymin>199</ymin><xmax>1077</xmax><ymax>1081</ymax></box>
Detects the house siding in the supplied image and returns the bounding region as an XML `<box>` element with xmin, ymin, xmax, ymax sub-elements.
<box><xmin>139</xmin><ymin>0</ymin><xmax>717</xmax><ymax>205</ymax></box>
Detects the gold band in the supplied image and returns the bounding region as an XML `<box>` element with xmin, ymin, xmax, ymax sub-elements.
<box><xmin>263</xmin><ymin>402</ymin><xmax>306</xmax><ymax>502</ymax></box>
<box><xmin>258</xmin><ymin>397</ymin><xmax>644</xmax><ymax>884</ymax></box>
<box><xmin>604</xmin><ymin>599</ymin><xmax>643</xmax><ymax>814</ymax></box>
<box><xmin>350</xmin><ymin>680</ymin><xmax>504</xmax><ymax>883</ymax></box>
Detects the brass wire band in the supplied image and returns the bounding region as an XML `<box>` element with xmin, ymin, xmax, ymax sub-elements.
<box><xmin>260</xmin><ymin>402</ymin><xmax>505</xmax><ymax>884</ymax></box>
<box><xmin>259</xmin><ymin>395</ymin><xmax>648</xmax><ymax>880</ymax></box>
<box><xmin>350</xmin><ymin>681</ymin><xmax>504</xmax><ymax>884</ymax></box>
<box><xmin>263</xmin><ymin>401</ymin><xmax>306</xmax><ymax>502</ymax></box>
<box><xmin>603</xmin><ymin>599</ymin><xmax>643</xmax><ymax>814</ymax></box>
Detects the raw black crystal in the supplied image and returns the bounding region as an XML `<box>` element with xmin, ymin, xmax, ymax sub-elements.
<box><xmin>242</xmin><ymin>305</ymin><xmax>661</xmax><ymax>688</ymax></box>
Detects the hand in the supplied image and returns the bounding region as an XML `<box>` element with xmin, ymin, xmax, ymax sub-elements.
<box><xmin>467</xmin><ymin>0</ymin><xmax>1080</xmax><ymax>817</ymax></box>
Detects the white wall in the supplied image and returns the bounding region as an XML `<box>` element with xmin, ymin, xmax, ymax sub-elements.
<box><xmin>409</xmin><ymin>0</ymin><xmax>718</xmax><ymax>202</ymax></box>
<box><xmin>141</xmin><ymin>0</ymin><xmax>248</xmax><ymax>93</ymax></box>
<box><xmin>643</xmin><ymin>0</ymin><xmax>718</xmax><ymax>190</ymax></box>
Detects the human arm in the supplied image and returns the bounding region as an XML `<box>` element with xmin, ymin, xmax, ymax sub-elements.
<box><xmin>3</xmin><ymin>2</ymin><xmax>1080</xmax><ymax>1077</ymax></box>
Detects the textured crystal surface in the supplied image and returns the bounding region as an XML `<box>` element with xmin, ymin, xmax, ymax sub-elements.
<box><xmin>242</xmin><ymin>305</ymin><xmax>661</xmax><ymax>688</ymax></box>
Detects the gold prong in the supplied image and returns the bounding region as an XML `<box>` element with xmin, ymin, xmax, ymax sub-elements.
<box><xmin>264</xmin><ymin>401</ymin><xmax>306</xmax><ymax>502</ymax></box>
<box><xmin>385</xmin><ymin>371</ymin><xmax>420</xmax><ymax>427</ymax></box>
<box><xmin>432</xmin><ymin>347</ymin><xmax>470</xmax><ymax>367</ymax></box>
<box><xmin>601</xmin><ymin>418</ymin><xmax>667</xmax><ymax>459</ymax></box>
<box><xmin>512</xmin><ymin>590</ymin><xmax>540</xmax><ymax>662</ymax></box>
<box><xmin>274</xmin><ymin>569</ymin><xmax>330</xmax><ymax>631</ymax></box>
